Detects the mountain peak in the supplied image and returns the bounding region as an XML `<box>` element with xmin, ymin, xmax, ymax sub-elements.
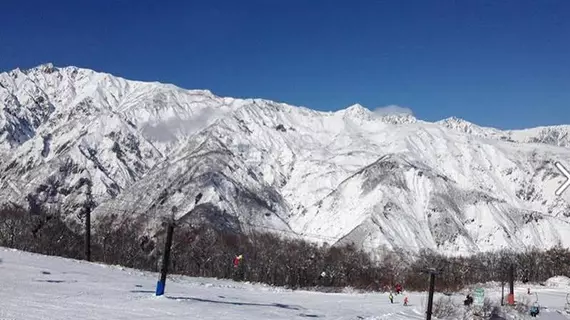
<box><xmin>440</xmin><ymin>116</ymin><xmax>472</xmax><ymax>125</ymax></box>
<box><xmin>337</xmin><ymin>104</ymin><xmax>419</xmax><ymax>124</ymax></box>
<box><xmin>376</xmin><ymin>113</ymin><xmax>417</xmax><ymax>125</ymax></box>
<box><xmin>437</xmin><ymin>116</ymin><xmax>490</xmax><ymax>134</ymax></box>
<box><xmin>346</xmin><ymin>103</ymin><xmax>367</xmax><ymax>110</ymax></box>
<box><xmin>25</xmin><ymin>62</ymin><xmax>58</xmax><ymax>74</ymax></box>
<box><xmin>345</xmin><ymin>103</ymin><xmax>370</xmax><ymax>114</ymax></box>
<box><xmin>337</xmin><ymin>104</ymin><xmax>374</xmax><ymax>121</ymax></box>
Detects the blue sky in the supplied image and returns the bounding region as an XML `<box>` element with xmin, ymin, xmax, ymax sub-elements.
<box><xmin>0</xmin><ymin>0</ymin><xmax>568</xmax><ymax>129</ymax></box>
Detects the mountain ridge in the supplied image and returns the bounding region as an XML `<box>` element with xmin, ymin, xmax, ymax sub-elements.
<box><xmin>1</xmin><ymin>63</ymin><xmax>570</xmax><ymax>257</ymax></box>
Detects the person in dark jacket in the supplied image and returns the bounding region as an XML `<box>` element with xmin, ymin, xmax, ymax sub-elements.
<box><xmin>464</xmin><ymin>294</ymin><xmax>474</xmax><ymax>306</ymax></box>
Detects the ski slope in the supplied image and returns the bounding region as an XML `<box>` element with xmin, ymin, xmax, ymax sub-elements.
<box><xmin>1</xmin><ymin>247</ymin><xmax>570</xmax><ymax>319</ymax></box>
<box><xmin>0</xmin><ymin>248</ymin><xmax>427</xmax><ymax>320</ymax></box>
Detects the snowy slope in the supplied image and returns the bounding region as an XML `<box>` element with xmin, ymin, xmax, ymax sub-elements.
<box><xmin>2</xmin><ymin>247</ymin><xmax>570</xmax><ymax>320</ymax></box>
<box><xmin>0</xmin><ymin>247</ymin><xmax>428</xmax><ymax>320</ymax></box>
<box><xmin>438</xmin><ymin>117</ymin><xmax>570</xmax><ymax>147</ymax></box>
<box><xmin>0</xmin><ymin>64</ymin><xmax>238</xmax><ymax>222</ymax></box>
<box><xmin>1</xmin><ymin>63</ymin><xmax>570</xmax><ymax>256</ymax></box>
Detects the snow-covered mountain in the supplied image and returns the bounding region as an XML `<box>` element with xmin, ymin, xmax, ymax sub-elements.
<box><xmin>1</xmin><ymin>63</ymin><xmax>570</xmax><ymax>257</ymax></box>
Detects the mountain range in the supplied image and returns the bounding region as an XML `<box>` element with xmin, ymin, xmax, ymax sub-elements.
<box><xmin>1</xmin><ymin>63</ymin><xmax>570</xmax><ymax>257</ymax></box>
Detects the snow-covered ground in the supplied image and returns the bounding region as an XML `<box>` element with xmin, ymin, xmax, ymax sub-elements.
<box><xmin>1</xmin><ymin>247</ymin><xmax>570</xmax><ymax>319</ymax></box>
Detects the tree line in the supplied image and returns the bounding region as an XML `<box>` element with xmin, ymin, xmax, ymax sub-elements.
<box><xmin>1</xmin><ymin>204</ymin><xmax>569</xmax><ymax>293</ymax></box>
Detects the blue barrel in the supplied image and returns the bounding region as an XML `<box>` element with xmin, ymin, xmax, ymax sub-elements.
<box><xmin>155</xmin><ymin>280</ymin><xmax>165</xmax><ymax>296</ymax></box>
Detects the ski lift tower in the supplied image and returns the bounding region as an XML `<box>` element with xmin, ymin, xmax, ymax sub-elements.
<box><xmin>422</xmin><ymin>267</ymin><xmax>442</xmax><ymax>320</ymax></box>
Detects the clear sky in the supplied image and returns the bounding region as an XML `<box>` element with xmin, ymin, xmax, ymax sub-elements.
<box><xmin>0</xmin><ymin>0</ymin><xmax>568</xmax><ymax>129</ymax></box>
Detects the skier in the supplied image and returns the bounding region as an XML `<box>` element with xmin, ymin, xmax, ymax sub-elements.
<box><xmin>389</xmin><ymin>293</ymin><xmax>394</xmax><ymax>304</ymax></box>
<box><xmin>395</xmin><ymin>283</ymin><xmax>402</xmax><ymax>295</ymax></box>
<box><xmin>233</xmin><ymin>254</ymin><xmax>243</xmax><ymax>269</ymax></box>
<box><xmin>403</xmin><ymin>296</ymin><xmax>409</xmax><ymax>306</ymax></box>
<box><xmin>232</xmin><ymin>254</ymin><xmax>244</xmax><ymax>281</ymax></box>
<box><xmin>530</xmin><ymin>304</ymin><xmax>540</xmax><ymax>317</ymax></box>
<box><xmin>464</xmin><ymin>294</ymin><xmax>474</xmax><ymax>306</ymax></box>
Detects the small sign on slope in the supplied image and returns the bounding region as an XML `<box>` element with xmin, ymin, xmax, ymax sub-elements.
<box><xmin>474</xmin><ymin>288</ymin><xmax>484</xmax><ymax>306</ymax></box>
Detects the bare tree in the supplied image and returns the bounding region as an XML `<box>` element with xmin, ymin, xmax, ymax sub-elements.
<box><xmin>2</xmin><ymin>204</ymin><xmax>570</xmax><ymax>293</ymax></box>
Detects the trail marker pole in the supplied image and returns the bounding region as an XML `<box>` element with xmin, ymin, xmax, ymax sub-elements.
<box><xmin>501</xmin><ymin>281</ymin><xmax>505</xmax><ymax>306</ymax></box>
<box><xmin>156</xmin><ymin>221</ymin><xmax>174</xmax><ymax>296</ymax></box>
<box><xmin>84</xmin><ymin>206</ymin><xmax>91</xmax><ymax>262</ymax></box>
<box><xmin>507</xmin><ymin>264</ymin><xmax>515</xmax><ymax>305</ymax></box>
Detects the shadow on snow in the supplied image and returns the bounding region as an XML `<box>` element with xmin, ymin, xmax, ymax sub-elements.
<box><xmin>166</xmin><ymin>295</ymin><xmax>304</xmax><ymax>311</ymax></box>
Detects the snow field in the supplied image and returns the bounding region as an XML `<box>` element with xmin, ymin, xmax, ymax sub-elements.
<box><xmin>3</xmin><ymin>247</ymin><xmax>570</xmax><ymax>319</ymax></box>
<box><xmin>0</xmin><ymin>247</ymin><xmax>427</xmax><ymax>320</ymax></box>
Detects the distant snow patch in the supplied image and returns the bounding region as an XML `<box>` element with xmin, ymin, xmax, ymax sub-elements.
<box><xmin>545</xmin><ymin>276</ymin><xmax>570</xmax><ymax>288</ymax></box>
